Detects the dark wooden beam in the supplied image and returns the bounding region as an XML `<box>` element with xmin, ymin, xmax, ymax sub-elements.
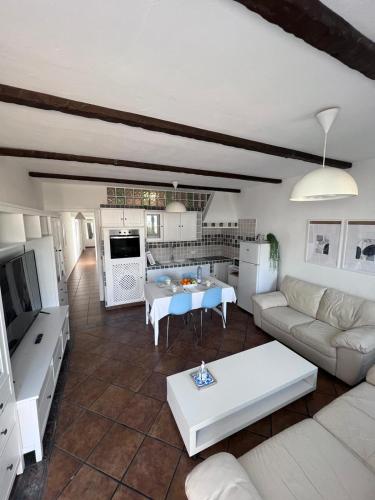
<box><xmin>0</xmin><ymin>147</ymin><xmax>282</xmax><ymax>184</ymax></box>
<box><xmin>234</xmin><ymin>0</ymin><xmax>375</xmax><ymax>80</ymax></box>
<box><xmin>0</xmin><ymin>84</ymin><xmax>351</xmax><ymax>169</ymax></box>
<box><xmin>28</xmin><ymin>172</ymin><xmax>241</xmax><ymax>193</ymax></box>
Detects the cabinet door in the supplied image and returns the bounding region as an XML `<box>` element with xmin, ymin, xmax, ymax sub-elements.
<box><xmin>213</xmin><ymin>262</ymin><xmax>229</xmax><ymax>283</ymax></box>
<box><xmin>146</xmin><ymin>212</ymin><xmax>164</xmax><ymax>241</ymax></box>
<box><xmin>123</xmin><ymin>209</ymin><xmax>145</xmax><ymax>227</ymax></box>
<box><xmin>101</xmin><ymin>209</ymin><xmax>124</xmax><ymax>228</ymax></box>
<box><xmin>180</xmin><ymin>212</ymin><xmax>197</xmax><ymax>241</ymax></box>
<box><xmin>163</xmin><ymin>213</ymin><xmax>181</xmax><ymax>242</ymax></box>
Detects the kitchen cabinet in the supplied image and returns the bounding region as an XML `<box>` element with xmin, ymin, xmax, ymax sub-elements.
<box><xmin>213</xmin><ymin>262</ymin><xmax>229</xmax><ymax>283</ymax></box>
<box><xmin>163</xmin><ymin>212</ymin><xmax>197</xmax><ymax>242</ymax></box>
<box><xmin>101</xmin><ymin>209</ymin><xmax>145</xmax><ymax>228</ymax></box>
<box><xmin>163</xmin><ymin>213</ymin><xmax>181</xmax><ymax>242</ymax></box>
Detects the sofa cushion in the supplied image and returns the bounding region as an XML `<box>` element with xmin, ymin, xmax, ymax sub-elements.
<box><xmin>239</xmin><ymin>419</ymin><xmax>375</xmax><ymax>500</ymax></box>
<box><xmin>262</xmin><ymin>306</ymin><xmax>312</xmax><ymax>333</ymax></box>
<box><xmin>317</xmin><ymin>288</ymin><xmax>365</xmax><ymax>330</ymax></box>
<box><xmin>291</xmin><ymin>320</ymin><xmax>341</xmax><ymax>359</ymax></box>
<box><xmin>355</xmin><ymin>300</ymin><xmax>375</xmax><ymax>328</ymax></box>
<box><xmin>252</xmin><ymin>291</ymin><xmax>288</xmax><ymax>310</ymax></box>
<box><xmin>367</xmin><ymin>365</ymin><xmax>375</xmax><ymax>385</ymax></box>
<box><xmin>331</xmin><ymin>326</ymin><xmax>375</xmax><ymax>354</ymax></box>
<box><xmin>280</xmin><ymin>276</ymin><xmax>326</xmax><ymax>318</ymax></box>
<box><xmin>314</xmin><ymin>382</ymin><xmax>375</xmax><ymax>473</ymax></box>
<box><xmin>185</xmin><ymin>452</ymin><xmax>262</xmax><ymax>500</ymax></box>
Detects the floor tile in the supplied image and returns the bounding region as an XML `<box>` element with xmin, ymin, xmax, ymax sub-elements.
<box><xmin>139</xmin><ymin>373</ymin><xmax>167</xmax><ymax>401</ymax></box>
<box><xmin>112</xmin><ymin>485</ymin><xmax>148</xmax><ymax>499</ymax></box>
<box><xmin>87</xmin><ymin>423</ymin><xmax>143</xmax><ymax>480</ymax></box>
<box><xmin>118</xmin><ymin>393</ymin><xmax>162</xmax><ymax>433</ymax></box>
<box><xmin>56</xmin><ymin>410</ymin><xmax>112</xmax><ymax>460</ymax></box>
<box><xmin>90</xmin><ymin>384</ymin><xmax>134</xmax><ymax>420</ymax></box>
<box><xmin>113</xmin><ymin>363</ymin><xmax>152</xmax><ymax>392</ymax></box>
<box><xmin>65</xmin><ymin>377</ymin><xmax>109</xmax><ymax>408</ymax></box>
<box><xmin>149</xmin><ymin>403</ymin><xmax>184</xmax><ymax>449</ymax></box>
<box><xmin>124</xmin><ymin>437</ymin><xmax>181</xmax><ymax>500</ymax></box>
<box><xmin>42</xmin><ymin>448</ymin><xmax>81</xmax><ymax>499</ymax></box>
<box><xmin>55</xmin><ymin>400</ymin><xmax>85</xmax><ymax>440</ymax></box>
<box><xmin>154</xmin><ymin>354</ymin><xmax>187</xmax><ymax>376</ymax></box>
<box><xmin>227</xmin><ymin>429</ymin><xmax>266</xmax><ymax>458</ymax></box>
<box><xmin>306</xmin><ymin>391</ymin><xmax>337</xmax><ymax>416</ymax></box>
<box><xmin>59</xmin><ymin>465</ymin><xmax>117</xmax><ymax>500</ymax></box>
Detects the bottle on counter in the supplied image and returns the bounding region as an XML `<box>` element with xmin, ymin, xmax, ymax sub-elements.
<box><xmin>197</xmin><ymin>265</ymin><xmax>202</xmax><ymax>284</ymax></box>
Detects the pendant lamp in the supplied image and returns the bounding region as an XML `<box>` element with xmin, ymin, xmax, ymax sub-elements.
<box><xmin>165</xmin><ymin>181</ymin><xmax>187</xmax><ymax>212</ymax></box>
<box><xmin>290</xmin><ymin>108</ymin><xmax>358</xmax><ymax>201</ymax></box>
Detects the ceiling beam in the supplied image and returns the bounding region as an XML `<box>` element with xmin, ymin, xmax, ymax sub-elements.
<box><xmin>28</xmin><ymin>172</ymin><xmax>241</xmax><ymax>193</ymax></box>
<box><xmin>0</xmin><ymin>84</ymin><xmax>351</xmax><ymax>169</ymax></box>
<box><xmin>0</xmin><ymin>147</ymin><xmax>282</xmax><ymax>184</ymax></box>
<box><xmin>234</xmin><ymin>0</ymin><xmax>375</xmax><ymax>80</ymax></box>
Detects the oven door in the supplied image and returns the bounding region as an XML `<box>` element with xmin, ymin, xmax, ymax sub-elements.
<box><xmin>109</xmin><ymin>235</ymin><xmax>141</xmax><ymax>259</ymax></box>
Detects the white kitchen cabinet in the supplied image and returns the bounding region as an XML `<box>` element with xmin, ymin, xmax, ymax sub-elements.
<box><xmin>163</xmin><ymin>212</ymin><xmax>197</xmax><ymax>242</ymax></box>
<box><xmin>180</xmin><ymin>212</ymin><xmax>197</xmax><ymax>241</ymax></box>
<box><xmin>101</xmin><ymin>209</ymin><xmax>124</xmax><ymax>228</ymax></box>
<box><xmin>213</xmin><ymin>262</ymin><xmax>229</xmax><ymax>283</ymax></box>
<box><xmin>146</xmin><ymin>212</ymin><xmax>164</xmax><ymax>242</ymax></box>
<box><xmin>163</xmin><ymin>213</ymin><xmax>182</xmax><ymax>242</ymax></box>
<box><xmin>101</xmin><ymin>208</ymin><xmax>145</xmax><ymax>228</ymax></box>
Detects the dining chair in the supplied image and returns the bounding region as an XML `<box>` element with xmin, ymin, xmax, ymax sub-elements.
<box><xmin>199</xmin><ymin>287</ymin><xmax>225</xmax><ymax>341</ymax></box>
<box><xmin>166</xmin><ymin>292</ymin><xmax>195</xmax><ymax>347</ymax></box>
<box><xmin>155</xmin><ymin>274</ymin><xmax>171</xmax><ymax>284</ymax></box>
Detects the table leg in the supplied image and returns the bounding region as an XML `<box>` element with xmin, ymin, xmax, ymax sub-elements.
<box><xmin>154</xmin><ymin>319</ymin><xmax>159</xmax><ymax>346</ymax></box>
<box><xmin>222</xmin><ymin>301</ymin><xmax>227</xmax><ymax>328</ymax></box>
<box><xmin>145</xmin><ymin>300</ymin><xmax>149</xmax><ymax>325</ymax></box>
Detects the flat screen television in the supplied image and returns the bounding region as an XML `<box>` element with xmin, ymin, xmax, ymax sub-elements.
<box><xmin>0</xmin><ymin>250</ymin><xmax>42</xmax><ymax>356</ymax></box>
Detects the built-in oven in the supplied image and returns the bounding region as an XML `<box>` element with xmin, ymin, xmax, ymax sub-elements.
<box><xmin>109</xmin><ymin>229</ymin><xmax>141</xmax><ymax>259</ymax></box>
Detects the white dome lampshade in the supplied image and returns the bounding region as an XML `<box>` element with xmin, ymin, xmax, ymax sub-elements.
<box><xmin>290</xmin><ymin>108</ymin><xmax>358</xmax><ymax>201</ymax></box>
<box><xmin>165</xmin><ymin>181</ymin><xmax>187</xmax><ymax>212</ymax></box>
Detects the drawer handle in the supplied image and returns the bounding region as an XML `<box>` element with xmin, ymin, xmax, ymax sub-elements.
<box><xmin>58</xmin><ymin>356</ymin><xmax>62</xmax><ymax>360</ymax></box>
<box><xmin>7</xmin><ymin>464</ymin><xmax>13</xmax><ymax>471</ymax></box>
<box><xmin>47</xmin><ymin>395</ymin><xmax>52</xmax><ymax>400</ymax></box>
<box><xmin>0</xmin><ymin>403</ymin><xmax>3</xmax><ymax>411</ymax></box>
<box><xmin>1</xmin><ymin>428</ymin><xmax>7</xmax><ymax>436</ymax></box>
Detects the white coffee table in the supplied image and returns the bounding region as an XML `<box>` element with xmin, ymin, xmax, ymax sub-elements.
<box><xmin>167</xmin><ymin>341</ymin><xmax>317</xmax><ymax>456</ymax></box>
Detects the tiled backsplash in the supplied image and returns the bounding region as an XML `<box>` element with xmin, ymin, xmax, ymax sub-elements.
<box><xmin>106</xmin><ymin>187</ymin><xmax>211</xmax><ymax>211</ymax></box>
<box><xmin>147</xmin><ymin>218</ymin><xmax>256</xmax><ymax>262</ymax></box>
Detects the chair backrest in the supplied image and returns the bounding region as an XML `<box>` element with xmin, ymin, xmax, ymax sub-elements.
<box><xmin>156</xmin><ymin>274</ymin><xmax>171</xmax><ymax>284</ymax></box>
<box><xmin>202</xmin><ymin>287</ymin><xmax>222</xmax><ymax>309</ymax></box>
<box><xmin>169</xmin><ymin>292</ymin><xmax>192</xmax><ymax>315</ymax></box>
<box><xmin>182</xmin><ymin>272</ymin><xmax>196</xmax><ymax>279</ymax></box>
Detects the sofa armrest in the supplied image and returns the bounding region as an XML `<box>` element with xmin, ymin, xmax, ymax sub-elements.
<box><xmin>366</xmin><ymin>365</ymin><xmax>375</xmax><ymax>385</ymax></box>
<box><xmin>252</xmin><ymin>291</ymin><xmax>288</xmax><ymax>311</ymax></box>
<box><xmin>332</xmin><ymin>326</ymin><xmax>375</xmax><ymax>354</ymax></box>
<box><xmin>185</xmin><ymin>452</ymin><xmax>262</xmax><ymax>500</ymax></box>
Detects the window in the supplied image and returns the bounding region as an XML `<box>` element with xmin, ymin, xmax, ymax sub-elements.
<box><xmin>146</xmin><ymin>213</ymin><xmax>162</xmax><ymax>239</ymax></box>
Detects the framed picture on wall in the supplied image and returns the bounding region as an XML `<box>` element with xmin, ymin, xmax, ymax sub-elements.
<box><xmin>342</xmin><ymin>220</ymin><xmax>375</xmax><ymax>274</ymax></box>
<box><xmin>306</xmin><ymin>220</ymin><xmax>343</xmax><ymax>268</ymax></box>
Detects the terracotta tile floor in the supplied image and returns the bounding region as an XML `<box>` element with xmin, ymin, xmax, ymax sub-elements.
<box><xmin>12</xmin><ymin>249</ymin><xmax>351</xmax><ymax>500</ymax></box>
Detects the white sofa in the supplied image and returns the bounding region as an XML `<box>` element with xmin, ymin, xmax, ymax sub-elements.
<box><xmin>252</xmin><ymin>276</ymin><xmax>375</xmax><ymax>385</ymax></box>
<box><xmin>185</xmin><ymin>366</ymin><xmax>375</xmax><ymax>500</ymax></box>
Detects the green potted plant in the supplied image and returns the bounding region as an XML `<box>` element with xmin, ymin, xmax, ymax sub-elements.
<box><xmin>266</xmin><ymin>233</ymin><xmax>280</xmax><ymax>269</ymax></box>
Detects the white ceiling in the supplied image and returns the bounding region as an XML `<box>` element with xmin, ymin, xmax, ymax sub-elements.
<box><xmin>0</xmin><ymin>0</ymin><xmax>374</xmax><ymax>190</ymax></box>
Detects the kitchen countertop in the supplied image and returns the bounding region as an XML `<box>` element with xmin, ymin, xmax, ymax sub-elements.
<box><xmin>147</xmin><ymin>256</ymin><xmax>233</xmax><ymax>270</ymax></box>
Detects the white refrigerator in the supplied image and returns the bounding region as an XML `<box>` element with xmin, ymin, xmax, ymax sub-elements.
<box><xmin>238</xmin><ymin>241</ymin><xmax>277</xmax><ymax>314</ymax></box>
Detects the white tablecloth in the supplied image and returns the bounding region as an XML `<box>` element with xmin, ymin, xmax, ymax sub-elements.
<box><xmin>144</xmin><ymin>280</ymin><xmax>237</xmax><ymax>345</ymax></box>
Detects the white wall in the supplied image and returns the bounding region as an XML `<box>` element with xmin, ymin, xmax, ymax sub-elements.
<box><xmin>0</xmin><ymin>159</ymin><xmax>43</xmax><ymax>209</ymax></box>
<box><xmin>237</xmin><ymin>159</ymin><xmax>375</xmax><ymax>300</ymax></box>
<box><xmin>61</xmin><ymin>212</ymin><xmax>85</xmax><ymax>277</ymax></box>
<box><xmin>42</xmin><ymin>181</ymin><xmax>106</xmax><ymax>210</ymax></box>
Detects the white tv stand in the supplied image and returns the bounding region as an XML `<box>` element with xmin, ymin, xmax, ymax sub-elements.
<box><xmin>11</xmin><ymin>306</ymin><xmax>69</xmax><ymax>461</ymax></box>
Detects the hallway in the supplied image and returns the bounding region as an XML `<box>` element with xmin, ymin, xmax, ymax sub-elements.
<box><xmin>13</xmin><ymin>249</ymin><xmax>349</xmax><ymax>500</ymax></box>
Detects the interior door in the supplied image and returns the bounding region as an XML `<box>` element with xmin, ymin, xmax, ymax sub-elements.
<box><xmin>237</xmin><ymin>261</ymin><xmax>258</xmax><ymax>314</ymax></box>
<box><xmin>180</xmin><ymin>212</ymin><xmax>197</xmax><ymax>241</ymax></box>
<box><xmin>163</xmin><ymin>213</ymin><xmax>181</xmax><ymax>242</ymax></box>
<box><xmin>84</xmin><ymin>220</ymin><xmax>95</xmax><ymax>247</ymax></box>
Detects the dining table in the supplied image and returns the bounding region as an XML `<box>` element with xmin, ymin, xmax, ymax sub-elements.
<box><xmin>144</xmin><ymin>279</ymin><xmax>237</xmax><ymax>346</ymax></box>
